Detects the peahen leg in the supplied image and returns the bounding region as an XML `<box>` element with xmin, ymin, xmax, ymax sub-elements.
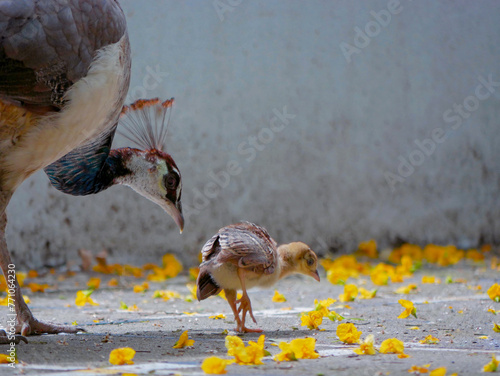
<box><xmin>0</xmin><ymin>192</ymin><xmax>83</xmax><ymax>341</ymax></box>
<box><xmin>0</xmin><ymin>191</ymin><xmax>26</xmax><ymax>344</ymax></box>
<box><xmin>235</xmin><ymin>269</ymin><xmax>262</xmax><ymax>333</ymax></box>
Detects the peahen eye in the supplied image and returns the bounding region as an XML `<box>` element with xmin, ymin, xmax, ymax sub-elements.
<box><xmin>307</xmin><ymin>258</ymin><xmax>314</xmax><ymax>266</ymax></box>
<box><xmin>164</xmin><ymin>174</ymin><xmax>178</xmax><ymax>189</ymax></box>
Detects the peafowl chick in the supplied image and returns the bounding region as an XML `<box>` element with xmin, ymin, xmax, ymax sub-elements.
<box><xmin>0</xmin><ymin>0</ymin><xmax>182</xmax><ymax>342</ymax></box>
<box><xmin>196</xmin><ymin>222</ymin><xmax>320</xmax><ymax>333</ymax></box>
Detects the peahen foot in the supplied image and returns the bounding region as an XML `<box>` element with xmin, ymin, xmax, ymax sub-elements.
<box><xmin>16</xmin><ymin>314</ymin><xmax>84</xmax><ymax>337</ymax></box>
<box><xmin>1</xmin><ymin>206</ymin><xmax>84</xmax><ymax>340</ymax></box>
<box><xmin>0</xmin><ymin>329</ymin><xmax>27</xmax><ymax>344</ymax></box>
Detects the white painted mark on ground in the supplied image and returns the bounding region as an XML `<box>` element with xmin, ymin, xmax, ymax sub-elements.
<box><xmin>12</xmin><ymin>361</ymin><xmax>197</xmax><ymax>376</ymax></box>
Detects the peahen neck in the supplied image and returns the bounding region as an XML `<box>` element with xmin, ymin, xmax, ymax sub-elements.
<box><xmin>44</xmin><ymin>128</ymin><xmax>133</xmax><ymax>196</ymax></box>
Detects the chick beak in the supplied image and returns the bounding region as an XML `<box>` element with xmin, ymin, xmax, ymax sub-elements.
<box><xmin>310</xmin><ymin>269</ymin><xmax>320</xmax><ymax>282</ymax></box>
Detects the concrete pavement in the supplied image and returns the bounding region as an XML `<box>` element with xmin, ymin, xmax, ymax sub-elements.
<box><xmin>1</xmin><ymin>255</ymin><xmax>499</xmax><ymax>375</ymax></box>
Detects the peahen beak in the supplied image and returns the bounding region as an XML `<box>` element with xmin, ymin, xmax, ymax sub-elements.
<box><xmin>164</xmin><ymin>201</ymin><xmax>184</xmax><ymax>234</ymax></box>
<box><xmin>176</xmin><ymin>203</ymin><xmax>184</xmax><ymax>234</ymax></box>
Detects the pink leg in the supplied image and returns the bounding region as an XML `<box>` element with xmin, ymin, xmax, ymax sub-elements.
<box><xmin>235</xmin><ymin>269</ymin><xmax>262</xmax><ymax>333</ymax></box>
<box><xmin>224</xmin><ymin>289</ymin><xmax>243</xmax><ymax>332</ymax></box>
<box><xmin>0</xmin><ymin>192</ymin><xmax>82</xmax><ymax>342</ymax></box>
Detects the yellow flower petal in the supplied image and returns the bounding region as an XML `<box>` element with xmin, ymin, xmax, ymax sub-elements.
<box><xmin>218</xmin><ymin>290</ymin><xmax>242</xmax><ymax>301</ymax></box>
<box><xmin>395</xmin><ymin>284</ymin><xmax>418</xmax><ymax>295</ymax></box>
<box><xmin>16</xmin><ymin>272</ymin><xmax>26</xmax><ymax>287</ymax></box>
<box><xmin>209</xmin><ymin>314</ymin><xmax>226</xmax><ymax>320</ymax></box>
<box><xmin>127</xmin><ymin>304</ymin><xmax>139</xmax><ymax>311</ymax></box>
<box><xmin>185</xmin><ymin>283</ymin><xmax>197</xmax><ymax>301</ymax></box>
<box><xmin>422</xmin><ymin>275</ymin><xmax>441</xmax><ymax>284</ymax></box>
<box><xmin>133</xmin><ymin>282</ymin><xmax>149</xmax><ymax>293</ymax></box>
<box><xmin>484</xmin><ymin>354</ymin><xmax>499</xmax><ymax>372</ymax></box>
<box><xmin>370</xmin><ymin>263</ymin><xmax>392</xmax><ymax>286</ymax></box>
<box><xmin>146</xmin><ymin>254</ymin><xmax>183</xmax><ymax>281</ymax></box>
<box><xmin>488</xmin><ymin>284</ymin><xmax>500</xmax><ymax>302</ymax></box>
<box><xmin>408</xmin><ymin>365</ymin><xmax>429</xmax><ymax>373</ymax></box>
<box><xmin>152</xmin><ymin>290</ymin><xmax>181</xmax><ymax>301</ymax></box>
<box><xmin>314</xmin><ymin>298</ymin><xmax>336</xmax><ymax>316</ymax></box>
<box><xmin>162</xmin><ymin>253</ymin><xmax>183</xmax><ymax>278</ymax></box>
<box><xmin>87</xmin><ymin>277</ymin><xmax>101</xmax><ymax>290</ymax></box>
<box><xmin>189</xmin><ymin>267</ymin><xmax>200</xmax><ymax>281</ymax></box>
<box><xmin>28</xmin><ymin>282</ymin><xmax>50</xmax><ymax>293</ymax></box>
<box><xmin>274</xmin><ymin>337</ymin><xmax>319</xmax><ymax>361</ymax></box>
<box><xmin>0</xmin><ymin>353</ymin><xmax>16</xmax><ymax>364</ymax></box>
<box><xmin>226</xmin><ymin>334</ymin><xmax>266</xmax><ymax>365</ymax></box>
<box><xmin>379</xmin><ymin>338</ymin><xmax>405</xmax><ymax>354</ymax></box>
<box><xmin>201</xmin><ymin>356</ymin><xmax>231</xmax><ymax>374</ymax></box>
<box><xmin>357</xmin><ymin>239</ymin><xmax>378</xmax><ymax>258</ymax></box>
<box><xmin>109</xmin><ymin>347</ymin><xmax>136</xmax><ymax>365</ymax></box>
<box><xmin>358</xmin><ymin>287</ymin><xmax>377</xmax><ymax>299</ymax></box>
<box><xmin>336</xmin><ymin>323</ymin><xmax>362</xmax><ymax>344</ymax></box>
<box><xmin>272</xmin><ymin>290</ymin><xmax>287</xmax><ymax>303</ymax></box>
<box><xmin>353</xmin><ymin>334</ymin><xmax>376</xmax><ymax>355</ymax></box>
<box><xmin>327</xmin><ymin>311</ymin><xmax>345</xmax><ymax>322</ymax></box>
<box><xmin>419</xmin><ymin>334</ymin><xmax>440</xmax><ymax>344</ymax></box>
<box><xmin>75</xmin><ymin>289</ymin><xmax>99</xmax><ymax>306</ymax></box>
<box><xmin>300</xmin><ymin>311</ymin><xmax>323</xmax><ymax>330</ymax></box>
<box><xmin>429</xmin><ymin>367</ymin><xmax>447</xmax><ymax>376</ymax></box>
<box><xmin>274</xmin><ymin>342</ymin><xmax>295</xmax><ymax>362</ymax></box>
<box><xmin>28</xmin><ymin>270</ymin><xmax>38</xmax><ymax>278</ymax></box>
<box><xmin>173</xmin><ymin>330</ymin><xmax>195</xmax><ymax>349</ymax></box>
<box><xmin>339</xmin><ymin>284</ymin><xmax>358</xmax><ymax>302</ymax></box>
<box><xmin>225</xmin><ymin>335</ymin><xmax>244</xmax><ymax>356</ymax></box>
<box><xmin>424</xmin><ymin>244</ymin><xmax>464</xmax><ymax>266</ymax></box>
<box><xmin>398</xmin><ymin>299</ymin><xmax>417</xmax><ymax>319</ymax></box>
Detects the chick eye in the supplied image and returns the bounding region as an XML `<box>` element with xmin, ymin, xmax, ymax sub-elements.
<box><xmin>164</xmin><ymin>174</ymin><xmax>178</xmax><ymax>189</ymax></box>
<box><xmin>306</xmin><ymin>258</ymin><xmax>314</xmax><ymax>266</ymax></box>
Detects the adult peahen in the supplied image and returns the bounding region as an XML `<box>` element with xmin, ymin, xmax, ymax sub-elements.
<box><xmin>0</xmin><ymin>0</ymin><xmax>183</xmax><ymax>343</ymax></box>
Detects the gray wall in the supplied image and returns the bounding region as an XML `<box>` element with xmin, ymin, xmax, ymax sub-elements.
<box><xmin>6</xmin><ymin>0</ymin><xmax>500</xmax><ymax>269</ymax></box>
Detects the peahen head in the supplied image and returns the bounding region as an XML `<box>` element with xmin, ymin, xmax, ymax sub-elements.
<box><xmin>116</xmin><ymin>148</ymin><xmax>183</xmax><ymax>232</ymax></box>
<box><xmin>118</xmin><ymin>98</ymin><xmax>184</xmax><ymax>232</ymax></box>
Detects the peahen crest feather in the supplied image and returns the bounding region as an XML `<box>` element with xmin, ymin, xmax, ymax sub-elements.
<box><xmin>119</xmin><ymin>98</ymin><xmax>174</xmax><ymax>151</ymax></box>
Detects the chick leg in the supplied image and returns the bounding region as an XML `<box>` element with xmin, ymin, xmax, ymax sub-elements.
<box><xmin>236</xmin><ymin>269</ymin><xmax>262</xmax><ymax>333</ymax></box>
<box><xmin>224</xmin><ymin>289</ymin><xmax>243</xmax><ymax>332</ymax></box>
<box><xmin>0</xmin><ymin>195</ymin><xmax>83</xmax><ymax>340</ymax></box>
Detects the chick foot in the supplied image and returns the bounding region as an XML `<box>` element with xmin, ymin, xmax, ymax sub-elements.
<box><xmin>236</xmin><ymin>293</ymin><xmax>262</xmax><ymax>333</ymax></box>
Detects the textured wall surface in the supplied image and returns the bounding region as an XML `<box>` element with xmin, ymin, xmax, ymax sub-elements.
<box><xmin>6</xmin><ymin>0</ymin><xmax>500</xmax><ymax>269</ymax></box>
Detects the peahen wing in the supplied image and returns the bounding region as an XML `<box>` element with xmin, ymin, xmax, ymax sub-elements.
<box><xmin>0</xmin><ymin>0</ymin><xmax>127</xmax><ymax>109</ymax></box>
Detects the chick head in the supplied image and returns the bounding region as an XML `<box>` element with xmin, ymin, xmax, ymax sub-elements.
<box><xmin>285</xmin><ymin>242</ymin><xmax>320</xmax><ymax>281</ymax></box>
